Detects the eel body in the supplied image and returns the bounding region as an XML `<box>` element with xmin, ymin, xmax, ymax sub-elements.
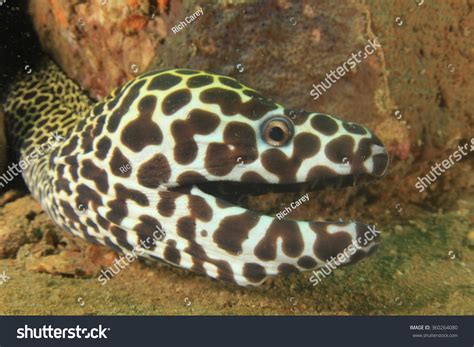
<box><xmin>4</xmin><ymin>61</ymin><xmax>389</xmax><ymax>286</ymax></box>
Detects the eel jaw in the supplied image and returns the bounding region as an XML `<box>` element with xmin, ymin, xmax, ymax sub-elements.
<box><xmin>167</xmin><ymin>168</ymin><xmax>385</xmax><ymax>286</ymax></box>
<box><xmin>161</xmin><ymin>120</ymin><xmax>390</xmax><ymax>285</ymax></box>
<box><xmin>179</xmin><ymin>181</ymin><xmax>383</xmax><ymax>286</ymax></box>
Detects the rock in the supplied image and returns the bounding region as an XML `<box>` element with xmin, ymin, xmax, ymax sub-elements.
<box><xmin>0</xmin><ymin>190</ymin><xmax>24</xmax><ymax>207</ymax></box>
<box><xmin>25</xmin><ymin>245</ymin><xmax>116</xmax><ymax>278</ymax></box>
<box><xmin>0</xmin><ymin>196</ymin><xmax>44</xmax><ymax>258</ymax></box>
<box><xmin>29</xmin><ymin>0</ymin><xmax>166</xmax><ymax>100</ymax></box>
<box><xmin>28</xmin><ymin>0</ymin><xmax>406</xmax><ymax>153</ymax></box>
<box><xmin>0</xmin><ymin>194</ymin><xmax>117</xmax><ymax>277</ymax></box>
<box><xmin>23</xmin><ymin>231</ymin><xmax>117</xmax><ymax>278</ymax></box>
<box><xmin>467</xmin><ymin>230</ymin><xmax>474</xmax><ymax>248</ymax></box>
<box><xmin>0</xmin><ymin>224</ymin><xmax>26</xmax><ymax>258</ymax></box>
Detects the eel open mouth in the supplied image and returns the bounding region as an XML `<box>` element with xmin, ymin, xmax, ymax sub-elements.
<box><xmin>195</xmin><ymin>173</ymin><xmax>380</xmax><ymax>220</ymax></box>
<box><xmin>161</xmin><ymin>130</ymin><xmax>389</xmax><ymax>285</ymax></box>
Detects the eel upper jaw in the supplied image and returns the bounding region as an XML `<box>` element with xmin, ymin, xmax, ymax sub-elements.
<box><xmin>166</xmin><ymin>136</ymin><xmax>390</xmax><ymax>225</ymax></box>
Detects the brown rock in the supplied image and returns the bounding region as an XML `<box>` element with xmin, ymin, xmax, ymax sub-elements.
<box><xmin>0</xmin><ymin>224</ymin><xmax>26</xmax><ymax>258</ymax></box>
<box><xmin>25</xmin><ymin>246</ymin><xmax>116</xmax><ymax>278</ymax></box>
<box><xmin>24</xmin><ymin>237</ymin><xmax>117</xmax><ymax>278</ymax></box>
<box><xmin>29</xmin><ymin>0</ymin><xmax>406</xmax><ymax>153</ymax></box>
<box><xmin>0</xmin><ymin>195</ymin><xmax>117</xmax><ymax>277</ymax></box>
<box><xmin>0</xmin><ymin>196</ymin><xmax>44</xmax><ymax>258</ymax></box>
<box><xmin>29</xmin><ymin>0</ymin><xmax>167</xmax><ymax>99</ymax></box>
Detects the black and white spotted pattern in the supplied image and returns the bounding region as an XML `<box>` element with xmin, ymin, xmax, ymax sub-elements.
<box><xmin>5</xmin><ymin>60</ymin><xmax>389</xmax><ymax>286</ymax></box>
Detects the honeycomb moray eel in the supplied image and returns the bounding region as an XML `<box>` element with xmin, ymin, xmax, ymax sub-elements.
<box><xmin>4</xmin><ymin>59</ymin><xmax>389</xmax><ymax>286</ymax></box>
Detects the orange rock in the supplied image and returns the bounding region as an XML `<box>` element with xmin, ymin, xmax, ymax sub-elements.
<box><xmin>85</xmin><ymin>245</ymin><xmax>117</xmax><ymax>268</ymax></box>
<box><xmin>123</xmin><ymin>14</ymin><xmax>148</xmax><ymax>35</ymax></box>
<box><xmin>127</xmin><ymin>0</ymin><xmax>140</xmax><ymax>10</ymax></box>
<box><xmin>158</xmin><ymin>0</ymin><xmax>170</xmax><ymax>14</ymax></box>
<box><xmin>49</xmin><ymin>0</ymin><xmax>68</xmax><ymax>28</ymax></box>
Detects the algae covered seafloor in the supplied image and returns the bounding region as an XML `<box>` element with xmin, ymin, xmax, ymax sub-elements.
<box><xmin>0</xmin><ymin>195</ymin><xmax>472</xmax><ymax>315</ymax></box>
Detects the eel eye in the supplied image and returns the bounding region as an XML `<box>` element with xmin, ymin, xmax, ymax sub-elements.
<box><xmin>262</xmin><ymin>117</ymin><xmax>294</xmax><ymax>147</ymax></box>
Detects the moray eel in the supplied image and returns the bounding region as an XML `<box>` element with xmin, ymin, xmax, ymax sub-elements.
<box><xmin>4</xmin><ymin>60</ymin><xmax>389</xmax><ymax>286</ymax></box>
